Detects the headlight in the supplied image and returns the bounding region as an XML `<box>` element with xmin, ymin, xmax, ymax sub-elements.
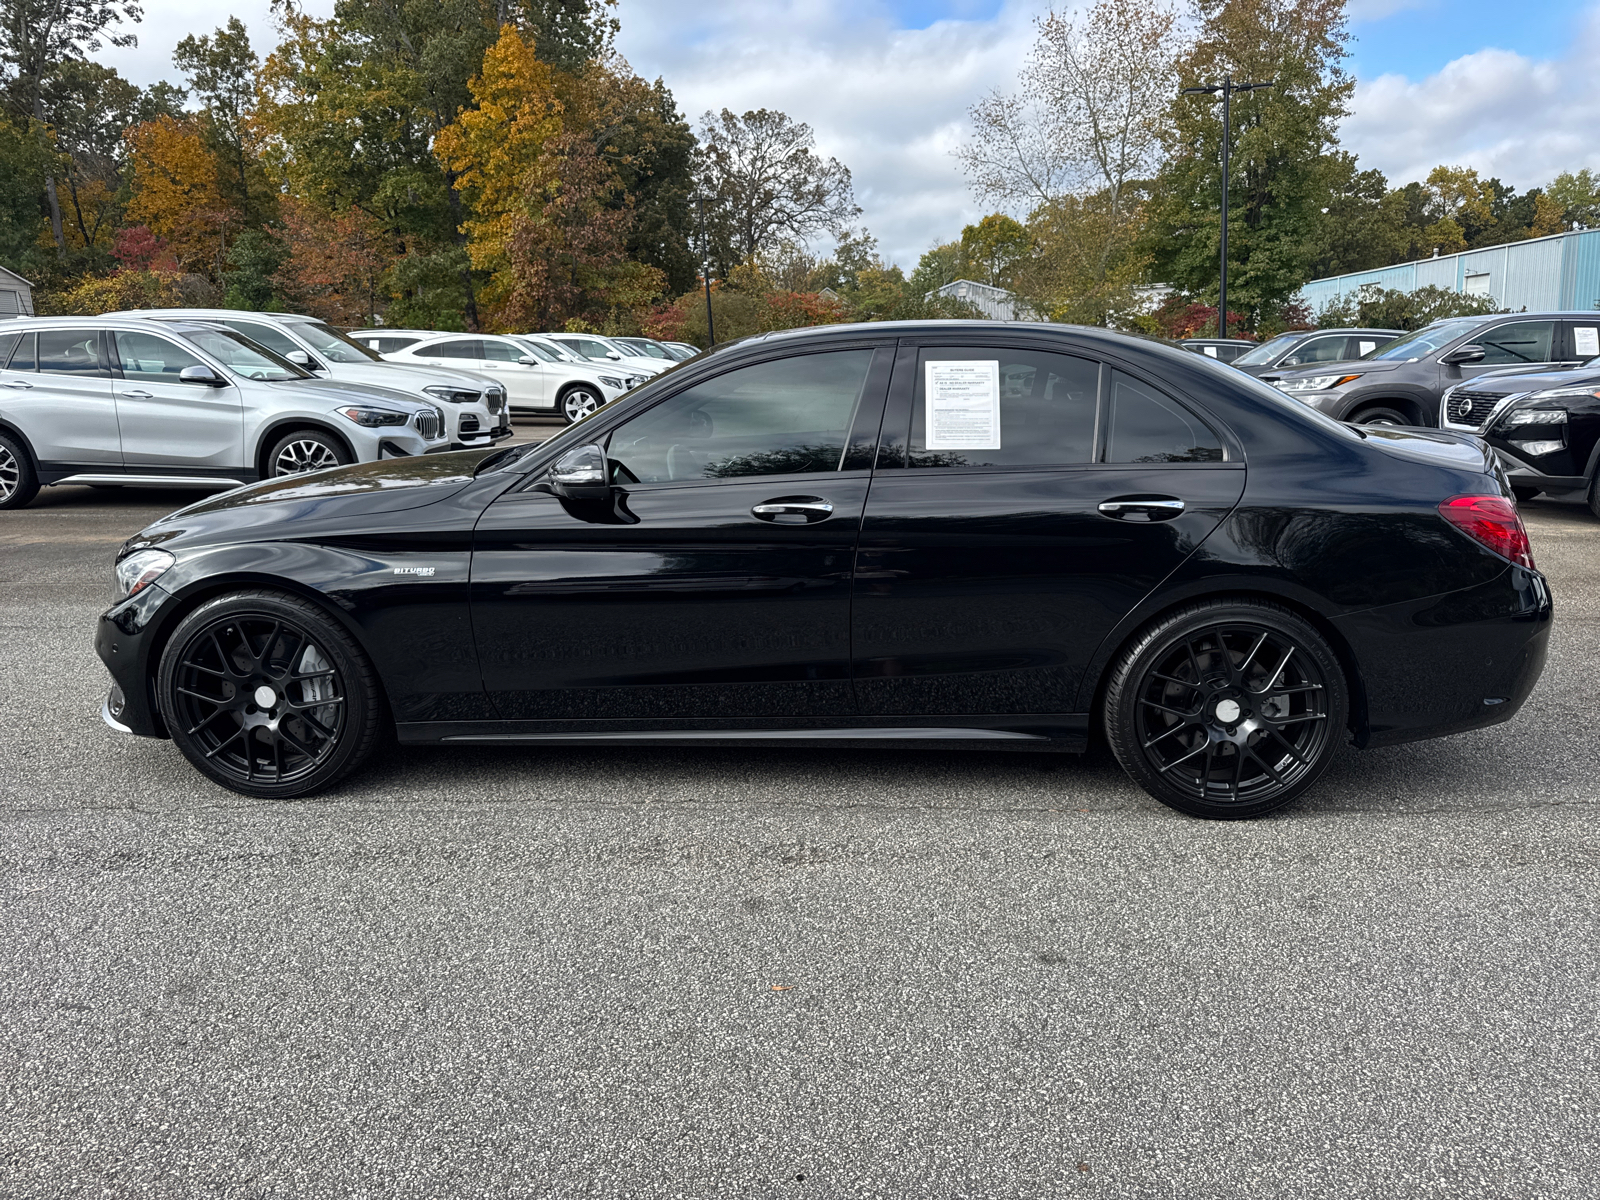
<box><xmin>599</xmin><ymin>376</ymin><xmax>623</xmax><ymax>389</ymax></box>
<box><xmin>1502</xmin><ymin>407</ymin><xmax>1568</xmax><ymax>427</ymax></box>
<box><xmin>115</xmin><ymin>548</ymin><xmax>175</xmax><ymax>598</ymax></box>
<box><xmin>1275</xmin><ymin>374</ymin><xmax>1362</xmax><ymax>392</ymax></box>
<box><xmin>423</xmin><ymin>385</ymin><xmax>478</xmax><ymax>406</ymax></box>
<box><xmin>337</xmin><ymin>406</ymin><xmax>409</xmax><ymax>427</ymax></box>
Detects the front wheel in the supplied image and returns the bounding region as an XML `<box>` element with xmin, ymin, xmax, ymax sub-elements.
<box><xmin>0</xmin><ymin>432</ymin><xmax>40</xmax><ymax>510</ymax></box>
<box><xmin>558</xmin><ymin>386</ymin><xmax>603</xmax><ymax>424</ymax></box>
<box><xmin>158</xmin><ymin>590</ymin><xmax>386</xmax><ymax>798</ymax></box>
<box><xmin>1350</xmin><ymin>406</ymin><xmax>1409</xmax><ymax>427</ymax></box>
<box><xmin>1103</xmin><ymin>600</ymin><xmax>1349</xmax><ymax>819</ymax></box>
<box><xmin>268</xmin><ymin>429</ymin><xmax>350</xmax><ymax>477</ymax></box>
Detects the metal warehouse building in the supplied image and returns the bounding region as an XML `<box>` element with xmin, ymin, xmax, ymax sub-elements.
<box><xmin>1298</xmin><ymin>227</ymin><xmax>1600</xmax><ymax>315</ymax></box>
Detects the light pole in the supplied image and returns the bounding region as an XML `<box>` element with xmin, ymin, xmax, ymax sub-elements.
<box><xmin>1181</xmin><ymin>75</ymin><xmax>1273</xmax><ymax>338</ymax></box>
<box><xmin>697</xmin><ymin>194</ymin><xmax>716</xmax><ymax>347</ymax></box>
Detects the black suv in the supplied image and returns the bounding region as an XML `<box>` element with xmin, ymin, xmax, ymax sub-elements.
<box><xmin>1268</xmin><ymin>312</ymin><xmax>1600</xmax><ymax>426</ymax></box>
<box><xmin>1230</xmin><ymin>327</ymin><xmax>1402</xmax><ymax>378</ymax></box>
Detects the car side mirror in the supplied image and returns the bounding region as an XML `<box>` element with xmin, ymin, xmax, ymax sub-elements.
<box><xmin>548</xmin><ymin>443</ymin><xmax>609</xmax><ymax>500</ymax></box>
<box><xmin>517</xmin><ymin>355</ymin><xmax>541</xmax><ymax>366</ymax></box>
<box><xmin>1440</xmin><ymin>344</ymin><xmax>1486</xmax><ymax>366</ymax></box>
<box><xmin>178</xmin><ymin>364</ymin><xmax>226</xmax><ymax>386</ymax></box>
<box><xmin>605</xmin><ymin>351</ymin><xmax>622</xmax><ymax>359</ymax></box>
<box><xmin>284</xmin><ymin>349</ymin><xmax>313</xmax><ymax>366</ymax></box>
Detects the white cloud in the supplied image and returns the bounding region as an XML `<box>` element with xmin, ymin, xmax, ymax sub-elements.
<box><xmin>617</xmin><ymin>0</ymin><xmax>1047</xmax><ymax>269</ymax></box>
<box><xmin>89</xmin><ymin>1</ymin><xmax>332</xmax><ymax>89</ymax></box>
<box><xmin>1341</xmin><ymin>8</ymin><xmax>1600</xmax><ymax>189</ymax></box>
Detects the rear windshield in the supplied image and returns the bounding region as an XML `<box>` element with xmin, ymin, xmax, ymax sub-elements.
<box><xmin>1233</xmin><ymin>333</ymin><xmax>1303</xmax><ymax>366</ymax></box>
<box><xmin>1364</xmin><ymin>318</ymin><xmax>1486</xmax><ymax>361</ymax></box>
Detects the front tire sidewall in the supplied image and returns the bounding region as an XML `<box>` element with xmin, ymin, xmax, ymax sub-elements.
<box><xmin>268</xmin><ymin>430</ymin><xmax>351</xmax><ymax>478</ymax></box>
<box><xmin>559</xmin><ymin>387</ymin><xmax>601</xmax><ymax>424</ymax></box>
<box><xmin>158</xmin><ymin>590</ymin><xmax>385</xmax><ymax>798</ymax></box>
<box><xmin>0</xmin><ymin>433</ymin><xmax>40</xmax><ymax>510</ymax></box>
<box><xmin>1105</xmin><ymin>601</ymin><xmax>1349</xmax><ymax>820</ymax></box>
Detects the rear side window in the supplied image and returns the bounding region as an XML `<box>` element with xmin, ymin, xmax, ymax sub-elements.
<box><xmin>1477</xmin><ymin>321</ymin><xmax>1554</xmax><ymax>365</ymax></box>
<box><xmin>606</xmin><ymin>349</ymin><xmax>873</xmax><ymax>483</ymax></box>
<box><xmin>38</xmin><ymin>330</ymin><xmax>107</xmax><ymax>377</ymax></box>
<box><xmin>428</xmin><ymin>340</ymin><xmax>484</xmax><ymax>360</ymax></box>
<box><xmin>6</xmin><ymin>331</ymin><xmax>35</xmax><ymax>371</ymax></box>
<box><xmin>0</xmin><ymin>330</ymin><xmax>18</xmax><ymax>367</ymax></box>
<box><xmin>1106</xmin><ymin>371</ymin><xmax>1223</xmax><ymax>464</ymax></box>
<box><xmin>908</xmin><ymin>347</ymin><xmax>1098</xmax><ymax>468</ymax></box>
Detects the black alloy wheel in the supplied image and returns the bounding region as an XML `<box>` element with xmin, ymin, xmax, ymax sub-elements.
<box><xmin>1352</xmin><ymin>406</ymin><xmax>1409</xmax><ymax>427</ymax></box>
<box><xmin>159</xmin><ymin>590</ymin><xmax>385</xmax><ymax>797</ymax></box>
<box><xmin>268</xmin><ymin>430</ymin><xmax>350</xmax><ymax>477</ymax></box>
<box><xmin>1105</xmin><ymin>600</ymin><xmax>1348</xmax><ymax>819</ymax></box>
<box><xmin>0</xmin><ymin>432</ymin><xmax>39</xmax><ymax>510</ymax></box>
<box><xmin>560</xmin><ymin>386</ymin><xmax>602</xmax><ymax>424</ymax></box>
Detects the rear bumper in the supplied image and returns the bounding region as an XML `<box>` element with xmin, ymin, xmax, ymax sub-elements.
<box><xmin>1335</xmin><ymin>565</ymin><xmax>1552</xmax><ymax>748</ymax></box>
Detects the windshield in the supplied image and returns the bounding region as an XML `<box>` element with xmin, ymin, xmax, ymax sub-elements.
<box><xmin>289</xmin><ymin>321</ymin><xmax>384</xmax><ymax>363</ymax></box>
<box><xmin>184</xmin><ymin>329</ymin><xmax>311</xmax><ymax>381</ymax></box>
<box><xmin>510</xmin><ymin>337</ymin><xmax>561</xmax><ymax>362</ymax></box>
<box><xmin>560</xmin><ymin>335</ymin><xmax>622</xmax><ymax>361</ymax></box>
<box><xmin>1364</xmin><ymin>318</ymin><xmax>1486</xmax><ymax>361</ymax></box>
<box><xmin>618</xmin><ymin>338</ymin><xmax>673</xmax><ymax>359</ymax></box>
<box><xmin>1233</xmin><ymin>333</ymin><xmax>1303</xmax><ymax>367</ymax></box>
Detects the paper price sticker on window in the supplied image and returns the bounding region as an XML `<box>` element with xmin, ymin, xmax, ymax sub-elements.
<box><xmin>925</xmin><ymin>360</ymin><xmax>1001</xmax><ymax>450</ymax></box>
<box><xmin>1575</xmin><ymin>327</ymin><xmax>1599</xmax><ymax>358</ymax></box>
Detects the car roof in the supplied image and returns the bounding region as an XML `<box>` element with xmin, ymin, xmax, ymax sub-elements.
<box><xmin>1</xmin><ymin>314</ymin><xmax>265</xmax><ymax>336</ymax></box>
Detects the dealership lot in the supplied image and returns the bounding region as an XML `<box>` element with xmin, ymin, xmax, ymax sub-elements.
<box><xmin>1</xmin><ymin>480</ymin><xmax>1597</xmax><ymax>1196</ymax></box>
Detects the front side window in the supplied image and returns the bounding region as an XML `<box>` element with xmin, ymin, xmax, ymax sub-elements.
<box><xmin>606</xmin><ymin>349</ymin><xmax>874</xmax><ymax>483</ymax></box>
<box><xmin>1477</xmin><ymin>321</ymin><xmax>1555</xmax><ymax>365</ymax></box>
<box><xmin>217</xmin><ymin>319</ymin><xmax>303</xmax><ymax>361</ymax></box>
<box><xmin>182</xmin><ymin>329</ymin><xmax>308</xmax><ymax>381</ymax></box>
<box><xmin>112</xmin><ymin>332</ymin><xmax>202</xmax><ymax>381</ymax></box>
<box><xmin>510</xmin><ymin>338</ymin><xmax>560</xmax><ymax>362</ymax></box>
<box><xmin>563</xmin><ymin>336</ymin><xmax>615</xmax><ymax>361</ymax></box>
<box><xmin>1282</xmin><ymin>336</ymin><xmax>1350</xmax><ymax>366</ymax></box>
<box><xmin>1106</xmin><ymin>371</ymin><xmax>1224</xmax><ymax>464</ymax></box>
<box><xmin>908</xmin><ymin>347</ymin><xmax>1098</xmax><ymax>469</ymax></box>
<box><xmin>1233</xmin><ymin>334</ymin><xmax>1301</xmax><ymax>367</ymax></box>
<box><xmin>480</xmin><ymin>339</ymin><xmax>524</xmax><ymax>362</ymax></box>
<box><xmin>38</xmin><ymin>330</ymin><xmax>106</xmax><ymax>377</ymax></box>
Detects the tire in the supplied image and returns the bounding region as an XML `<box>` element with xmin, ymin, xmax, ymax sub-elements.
<box><xmin>267</xmin><ymin>429</ymin><xmax>350</xmax><ymax>477</ymax></box>
<box><xmin>0</xmin><ymin>432</ymin><xmax>40</xmax><ymax>510</ymax></box>
<box><xmin>157</xmin><ymin>589</ymin><xmax>386</xmax><ymax>798</ymax></box>
<box><xmin>1588</xmin><ymin>471</ymin><xmax>1600</xmax><ymax>521</ymax></box>
<box><xmin>1511</xmin><ymin>486</ymin><xmax>1540</xmax><ymax>505</ymax></box>
<box><xmin>1350</xmin><ymin>405</ymin><xmax>1410</xmax><ymax>427</ymax></box>
<box><xmin>558</xmin><ymin>385</ymin><xmax>603</xmax><ymax>424</ymax></box>
<box><xmin>1103</xmin><ymin>599</ymin><xmax>1349</xmax><ymax>820</ymax></box>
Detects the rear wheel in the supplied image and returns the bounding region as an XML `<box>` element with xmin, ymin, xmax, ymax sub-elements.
<box><xmin>1104</xmin><ymin>600</ymin><xmax>1349</xmax><ymax>819</ymax></box>
<box><xmin>1588</xmin><ymin>470</ymin><xmax>1600</xmax><ymax>521</ymax></box>
<box><xmin>1512</xmin><ymin>485</ymin><xmax>1540</xmax><ymax>505</ymax></box>
<box><xmin>1351</xmin><ymin>405</ymin><xmax>1410</xmax><ymax>427</ymax></box>
<box><xmin>0</xmin><ymin>433</ymin><xmax>39</xmax><ymax>510</ymax></box>
<box><xmin>268</xmin><ymin>429</ymin><xmax>349</xmax><ymax>477</ymax></box>
<box><xmin>158</xmin><ymin>590</ymin><xmax>386</xmax><ymax>798</ymax></box>
<box><xmin>559</xmin><ymin>385</ymin><xmax>603</xmax><ymax>424</ymax></box>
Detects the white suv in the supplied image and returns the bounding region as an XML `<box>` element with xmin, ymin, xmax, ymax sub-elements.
<box><xmin>0</xmin><ymin>317</ymin><xmax>451</xmax><ymax>509</ymax></box>
<box><xmin>117</xmin><ymin>310</ymin><xmax>510</xmax><ymax>449</ymax></box>
<box><xmin>381</xmin><ymin>332</ymin><xmax>637</xmax><ymax>422</ymax></box>
<box><xmin>543</xmin><ymin>332</ymin><xmax>673</xmax><ymax>378</ymax></box>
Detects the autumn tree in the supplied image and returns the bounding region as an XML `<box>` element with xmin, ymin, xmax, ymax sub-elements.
<box><xmin>175</xmin><ymin>18</ymin><xmax>270</xmax><ymax>227</ymax></box>
<box><xmin>1548</xmin><ymin>171</ymin><xmax>1600</xmax><ymax>229</ymax></box>
<box><xmin>696</xmin><ymin>108</ymin><xmax>859</xmax><ymax>271</ymax></box>
<box><xmin>274</xmin><ymin>197</ymin><xmax>392</xmax><ymax>325</ymax></box>
<box><xmin>959</xmin><ymin>214</ymin><xmax>1029</xmax><ymax>287</ymax></box>
<box><xmin>124</xmin><ymin>114</ymin><xmax>237</xmax><ymax>281</ymax></box>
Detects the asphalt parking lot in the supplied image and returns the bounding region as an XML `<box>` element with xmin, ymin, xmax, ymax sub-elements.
<box><xmin>2</xmin><ymin>463</ymin><xmax>1597</xmax><ymax>1198</ymax></box>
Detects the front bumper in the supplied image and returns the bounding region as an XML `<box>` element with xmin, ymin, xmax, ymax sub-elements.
<box><xmin>95</xmin><ymin>582</ymin><xmax>180</xmax><ymax>739</ymax></box>
<box><xmin>1489</xmin><ymin>446</ymin><xmax>1588</xmax><ymax>498</ymax></box>
<box><xmin>1334</xmin><ymin>564</ymin><xmax>1552</xmax><ymax>748</ymax></box>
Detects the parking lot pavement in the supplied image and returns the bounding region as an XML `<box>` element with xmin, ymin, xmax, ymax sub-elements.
<box><xmin>1</xmin><ymin>490</ymin><xmax>1596</xmax><ymax>1199</ymax></box>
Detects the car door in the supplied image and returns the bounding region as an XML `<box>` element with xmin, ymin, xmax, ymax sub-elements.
<box><xmin>478</xmin><ymin>337</ymin><xmax>548</xmax><ymax>409</ymax></box>
<box><xmin>0</xmin><ymin>329</ymin><xmax>121</xmax><ymax>468</ymax></box>
<box><xmin>110</xmin><ymin>330</ymin><xmax>244</xmax><ymax>470</ymax></box>
<box><xmin>471</xmin><ymin>344</ymin><xmax>892</xmax><ymax>722</ymax></box>
<box><xmin>852</xmin><ymin>340</ymin><xmax>1245</xmax><ymax>718</ymax></box>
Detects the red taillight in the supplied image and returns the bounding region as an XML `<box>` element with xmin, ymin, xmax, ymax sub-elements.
<box><xmin>1438</xmin><ymin>495</ymin><xmax>1535</xmax><ymax>569</ymax></box>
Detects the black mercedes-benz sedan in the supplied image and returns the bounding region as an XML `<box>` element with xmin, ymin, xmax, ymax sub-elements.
<box><xmin>96</xmin><ymin>322</ymin><xmax>1552</xmax><ymax>819</ymax></box>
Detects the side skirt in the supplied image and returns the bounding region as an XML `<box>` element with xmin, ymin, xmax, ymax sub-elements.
<box><xmin>396</xmin><ymin>714</ymin><xmax>1089</xmax><ymax>752</ymax></box>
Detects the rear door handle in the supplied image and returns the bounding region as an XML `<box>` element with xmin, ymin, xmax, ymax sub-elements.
<box><xmin>752</xmin><ymin>497</ymin><xmax>834</xmax><ymax>524</ymax></box>
<box><xmin>119</xmin><ymin>389</ymin><xmax>153</xmax><ymax>398</ymax></box>
<box><xmin>1098</xmin><ymin>497</ymin><xmax>1185</xmax><ymax>521</ymax></box>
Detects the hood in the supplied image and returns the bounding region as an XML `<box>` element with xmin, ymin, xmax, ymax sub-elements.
<box><xmin>321</xmin><ymin>359</ymin><xmax>495</xmax><ymax>395</ymax></box>
<box><xmin>1454</xmin><ymin>364</ymin><xmax>1596</xmax><ymax>397</ymax></box>
<box><xmin>263</xmin><ymin>376</ymin><xmax>435</xmax><ymax>413</ymax></box>
<box><xmin>129</xmin><ymin>450</ymin><xmax>499</xmax><ymax>550</ymax></box>
<box><xmin>1270</xmin><ymin>359</ymin><xmax>1404</xmax><ymax>382</ymax></box>
<box><xmin>1360</xmin><ymin>426</ymin><xmax>1494</xmax><ymax>474</ymax></box>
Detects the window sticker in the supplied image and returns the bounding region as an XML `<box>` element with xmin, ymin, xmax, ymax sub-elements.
<box><xmin>1358</xmin><ymin>340</ymin><xmax>1376</xmax><ymax>355</ymax></box>
<box><xmin>924</xmin><ymin>360</ymin><xmax>1001</xmax><ymax>450</ymax></box>
<box><xmin>1575</xmin><ymin>327</ymin><xmax>1599</xmax><ymax>357</ymax></box>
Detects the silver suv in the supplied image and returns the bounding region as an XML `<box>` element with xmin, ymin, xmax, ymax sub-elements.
<box><xmin>118</xmin><ymin>309</ymin><xmax>510</xmax><ymax>449</ymax></box>
<box><xmin>0</xmin><ymin>317</ymin><xmax>450</xmax><ymax>510</ymax></box>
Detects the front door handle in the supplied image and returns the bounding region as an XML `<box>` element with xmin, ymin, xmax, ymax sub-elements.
<box><xmin>1</xmin><ymin>379</ymin><xmax>32</xmax><ymax>389</ymax></box>
<box><xmin>119</xmin><ymin>389</ymin><xmax>153</xmax><ymax>398</ymax></box>
<box><xmin>1098</xmin><ymin>497</ymin><xmax>1186</xmax><ymax>521</ymax></box>
<box><xmin>752</xmin><ymin>497</ymin><xmax>834</xmax><ymax>524</ymax></box>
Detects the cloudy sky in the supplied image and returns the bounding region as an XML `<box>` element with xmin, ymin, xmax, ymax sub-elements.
<box><xmin>89</xmin><ymin>0</ymin><xmax>1600</xmax><ymax>271</ymax></box>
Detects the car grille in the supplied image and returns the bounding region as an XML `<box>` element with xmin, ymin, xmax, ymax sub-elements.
<box><xmin>482</xmin><ymin>387</ymin><xmax>505</xmax><ymax>415</ymax></box>
<box><xmin>412</xmin><ymin>409</ymin><xmax>441</xmax><ymax>440</ymax></box>
<box><xmin>1444</xmin><ymin>389</ymin><xmax>1507</xmax><ymax>429</ymax></box>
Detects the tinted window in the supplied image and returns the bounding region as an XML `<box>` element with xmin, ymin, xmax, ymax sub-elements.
<box><xmin>38</xmin><ymin>330</ymin><xmax>106</xmax><ymax>377</ymax></box>
<box><xmin>908</xmin><ymin>347</ymin><xmax>1097</xmax><ymax>469</ymax></box>
<box><xmin>562</xmin><ymin>336</ymin><xmax>616</xmax><ymax>361</ymax></box>
<box><xmin>428</xmin><ymin>340</ymin><xmax>484</xmax><ymax>360</ymax></box>
<box><xmin>511</xmin><ymin>338</ymin><xmax>559</xmax><ymax>362</ymax></box>
<box><xmin>183</xmin><ymin>329</ymin><xmax>306</xmax><ymax>381</ymax></box>
<box><xmin>0</xmin><ymin>330</ymin><xmax>17</xmax><ymax>367</ymax></box>
<box><xmin>290</xmin><ymin>321</ymin><xmax>382</xmax><ymax>363</ymax></box>
<box><xmin>1367</xmin><ymin>318</ymin><xmax>1485</xmax><ymax>361</ymax></box>
<box><xmin>480</xmin><ymin>339</ymin><xmax>523</xmax><ymax>362</ymax></box>
<box><xmin>1233</xmin><ymin>333</ymin><xmax>1301</xmax><ymax>367</ymax></box>
<box><xmin>1106</xmin><ymin>371</ymin><xmax>1223</xmax><ymax>464</ymax></box>
<box><xmin>6</xmin><ymin>331</ymin><xmax>34</xmax><ymax>371</ymax></box>
<box><xmin>1477</xmin><ymin>321</ymin><xmax>1555</xmax><ymax>365</ymax></box>
<box><xmin>1214</xmin><ymin>344</ymin><xmax>1246</xmax><ymax>362</ymax></box>
<box><xmin>219</xmin><ymin>320</ymin><xmax>303</xmax><ymax>360</ymax></box>
<box><xmin>1282</xmin><ymin>336</ymin><xmax>1349</xmax><ymax>366</ymax></box>
<box><xmin>606</xmin><ymin>349</ymin><xmax>873</xmax><ymax>483</ymax></box>
<box><xmin>113</xmin><ymin>332</ymin><xmax>202</xmax><ymax>381</ymax></box>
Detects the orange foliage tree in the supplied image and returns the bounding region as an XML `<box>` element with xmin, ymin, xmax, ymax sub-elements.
<box><xmin>124</xmin><ymin>116</ymin><xmax>239</xmax><ymax>281</ymax></box>
<box><xmin>274</xmin><ymin>197</ymin><xmax>394</xmax><ymax>326</ymax></box>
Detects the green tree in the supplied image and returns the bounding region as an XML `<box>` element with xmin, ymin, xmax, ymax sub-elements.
<box><xmin>1149</xmin><ymin>0</ymin><xmax>1353</xmax><ymax>328</ymax></box>
<box><xmin>1315</xmin><ymin>283</ymin><xmax>1501</xmax><ymax>331</ymax></box>
<box><xmin>1307</xmin><ymin>154</ymin><xmax>1408</xmax><ymax>278</ymax></box>
<box><xmin>959</xmin><ymin>214</ymin><xmax>1028</xmax><ymax>287</ymax></box>
<box><xmin>1547</xmin><ymin>170</ymin><xmax>1600</xmax><ymax>229</ymax></box>
<box><xmin>175</xmin><ymin>18</ymin><xmax>271</xmax><ymax>227</ymax></box>
<box><xmin>908</xmin><ymin>241</ymin><xmax>962</xmax><ymax>297</ymax></box>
